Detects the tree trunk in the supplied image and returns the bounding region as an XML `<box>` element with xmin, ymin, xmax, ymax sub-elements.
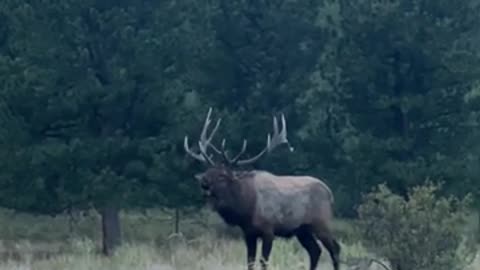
<box><xmin>101</xmin><ymin>206</ymin><xmax>122</xmax><ymax>256</ymax></box>
<box><xmin>477</xmin><ymin>209</ymin><xmax>480</xmax><ymax>242</ymax></box>
<box><xmin>174</xmin><ymin>208</ymin><xmax>180</xmax><ymax>234</ymax></box>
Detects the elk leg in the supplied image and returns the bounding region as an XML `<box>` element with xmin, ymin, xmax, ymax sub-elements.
<box><xmin>296</xmin><ymin>229</ymin><xmax>321</xmax><ymax>270</ymax></box>
<box><xmin>260</xmin><ymin>235</ymin><xmax>274</xmax><ymax>270</ymax></box>
<box><xmin>317</xmin><ymin>235</ymin><xmax>340</xmax><ymax>270</ymax></box>
<box><xmin>244</xmin><ymin>234</ymin><xmax>257</xmax><ymax>270</ymax></box>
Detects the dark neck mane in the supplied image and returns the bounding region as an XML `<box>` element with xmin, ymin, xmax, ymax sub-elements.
<box><xmin>214</xmin><ymin>169</ymin><xmax>256</xmax><ymax>229</ymax></box>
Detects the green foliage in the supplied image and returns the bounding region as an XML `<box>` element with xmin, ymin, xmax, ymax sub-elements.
<box><xmin>312</xmin><ymin>0</ymin><xmax>480</xmax><ymax>215</ymax></box>
<box><xmin>358</xmin><ymin>182</ymin><xmax>476</xmax><ymax>270</ymax></box>
<box><xmin>0</xmin><ymin>0</ymin><xmax>479</xmax><ymax>230</ymax></box>
<box><xmin>0</xmin><ymin>0</ymin><xmax>207</xmax><ymax>214</ymax></box>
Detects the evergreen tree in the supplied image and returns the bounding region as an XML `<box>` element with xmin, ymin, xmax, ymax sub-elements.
<box><xmin>0</xmin><ymin>0</ymin><xmax>208</xmax><ymax>254</ymax></box>
<box><xmin>329</xmin><ymin>0</ymin><xmax>480</xmax><ymax>214</ymax></box>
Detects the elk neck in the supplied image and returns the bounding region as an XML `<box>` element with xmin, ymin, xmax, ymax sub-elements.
<box><xmin>214</xmin><ymin>169</ymin><xmax>257</xmax><ymax>229</ymax></box>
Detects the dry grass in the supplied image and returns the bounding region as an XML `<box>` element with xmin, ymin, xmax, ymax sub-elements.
<box><xmin>0</xmin><ymin>208</ymin><xmax>477</xmax><ymax>270</ymax></box>
<box><xmin>0</xmin><ymin>234</ymin><xmax>370</xmax><ymax>270</ymax></box>
<box><xmin>0</xmin><ymin>236</ymin><xmax>476</xmax><ymax>270</ymax></box>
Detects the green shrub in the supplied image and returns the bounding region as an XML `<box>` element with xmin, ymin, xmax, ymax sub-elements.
<box><xmin>357</xmin><ymin>182</ymin><xmax>476</xmax><ymax>270</ymax></box>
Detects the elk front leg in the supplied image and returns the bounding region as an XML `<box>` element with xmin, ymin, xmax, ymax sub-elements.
<box><xmin>260</xmin><ymin>234</ymin><xmax>274</xmax><ymax>270</ymax></box>
<box><xmin>245</xmin><ymin>234</ymin><xmax>257</xmax><ymax>270</ymax></box>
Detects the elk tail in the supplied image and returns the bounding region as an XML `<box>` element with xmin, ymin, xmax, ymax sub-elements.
<box><xmin>317</xmin><ymin>179</ymin><xmax>335</xmax><ymax>203</ymax></box>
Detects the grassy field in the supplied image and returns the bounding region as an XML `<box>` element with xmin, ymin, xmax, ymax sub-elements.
<box><xmin>0</xmin><ymin>235</ymin><xmax>371</xmax><ymax>270</ymax></box>
<box><xmin>0</xmin><ymin>208</ymin><xmax>478</xmax><ymax>270</ymax></box>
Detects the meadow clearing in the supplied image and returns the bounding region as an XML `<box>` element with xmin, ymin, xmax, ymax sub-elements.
<box><xmin>0</xmin><ymin>208</ymin><xmax>478</xmax><ymax>270</ymax></box>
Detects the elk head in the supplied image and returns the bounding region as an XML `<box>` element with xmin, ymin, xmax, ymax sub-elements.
<box><xmin>184</xmin><ymin>107</ymin><xmax>292</xmax><ymax>203</ymax></box>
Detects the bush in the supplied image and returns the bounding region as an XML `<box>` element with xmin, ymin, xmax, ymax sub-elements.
<box><xmin>357</xmin><ymin>182</ymin><xmax>476</xmax><ymax>270</ymax></box>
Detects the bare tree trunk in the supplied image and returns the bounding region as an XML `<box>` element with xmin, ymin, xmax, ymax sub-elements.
<box><xmin>174</xmin><ymin>208</ymin><xmax>180</xmax><ymax>234</ymax></box>
<box><xmin>477</xmin><ymin>209</ymin><xmax>480</xmax><ymax>243</ymax></box>
<box><xmin>101</xmin><ymin>206</ymin><xmax>122</xmax><ymax>256</ymax></box>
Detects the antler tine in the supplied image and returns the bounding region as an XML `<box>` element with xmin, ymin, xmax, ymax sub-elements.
<box><xmin>235</xmin><ymin>135</ymin><xmax>270</xmax><ymax>166</ymax></box>
<box><xmin>198</xmin><ymin>107</ymin><xmax>223</xmax><ymax>163</ymax></box>
<box><xmin>229</xmin><ymin>139</ymin><xmax>248</xmax><ymax>163</ymax></box>
<box><xmin>208</xmin><ymin>119</ymin><xmax>221</xmax><ymax>144</ymax></box>
<box><xmin>204</xmin><ymin>118</ymin><xmax>222</xmax><ymax>154</ymax></box>
<box><xmin>235</xmin><ymin>113</ymin><xmax>290</xmax><ymax>166</ymax></box>
<box><xmin>273</xmin><ymin>115</ymin><xmax>279</xmax><ymax>135</ymax></box>
<box><xmin>207</xmin><ymin>143</ymin><xmax>222</xmax><ymax>155</ymax></box>
<box><xmin>184</xmin><ymin>136</ymin><xmax>207</xmax><ymax>162</ymax></box>
<box><xmin>200</xmin><ymin>107</ymin><xmax>224</xmax><ymax>155</ymax></box>
<box><xmin>199</xmin><ymin>108</ymin><xmax>221</xmax><ymax>145</ymax></box>
<box><xmin>198</xmin><ymin>107</ymin><xmax>212</xmax><ymax>141</ymax></box>
<box><xmin>278</xmin><ymin>114</ymin><xmax>294</xmax><ymax>152</ymax></box>
<box><xmin>197</xmin><ymin>140</ymin><xmax>215</xmax><ymax>165</ymax></box>
<box><xmin>220</xmin><ymin>138</ymin><xmax>232</xmax><ymax>163</ymax></box>
<box><xmin>184</xmin><ymin>107</ymin><xmax>223</xmax><ymax>165</ymax></box>
<box><xmin>270</xmin><ymin>113</ymin><xmax>288</xmax><ymax>146</ymax></box>
<box><xmin>219</xmin><ymin>137</ymin><xmax>249</xmax><ymax>165</ymax></box>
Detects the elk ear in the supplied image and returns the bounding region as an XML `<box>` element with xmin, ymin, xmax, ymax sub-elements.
<box><xmin>194</xmin><ymin>173</ymin><xmax>205</xmax><ymax>181</ymax></box>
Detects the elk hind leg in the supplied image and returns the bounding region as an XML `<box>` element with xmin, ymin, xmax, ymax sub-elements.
<box><xmin>314</xmin><ymin>227</ymin><xmax>340</xmax><ymax>270</ymax></box>
<box><xmin>296</xmin><ymin>226</ymin><xmax>321</xmax><ymax>270</ymax></box>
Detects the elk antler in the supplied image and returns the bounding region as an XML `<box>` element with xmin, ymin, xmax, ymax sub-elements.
<box><xmin>228</xmin><ymin>113</ymin><xmax>292</xmax><ymax>166</ymax></box>
<box><xmin>184</xmin><ymin>107</ymin><xmax>222</xmax><ymax>165</ymax></box>
<box><xmin>184</xmin><ymin>108</ymin><xmax>293</xmax><ymax>166</ymax></box>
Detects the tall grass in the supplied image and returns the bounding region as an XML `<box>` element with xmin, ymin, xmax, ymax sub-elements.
<box><xmin>0</xmin><ymin>208</ymin><xmax>477</xmax><ymax>270</ymax></box>
<box><xmin>0</xmin><ymin>234</ymin><xmax>372</xmax><ymax>270</ymax></box>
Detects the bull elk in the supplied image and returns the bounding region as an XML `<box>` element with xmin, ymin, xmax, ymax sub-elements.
<box><xmin>184</xmin><ymin>108</ymin><xmax>340</xmax><ymax>270</ymax></box>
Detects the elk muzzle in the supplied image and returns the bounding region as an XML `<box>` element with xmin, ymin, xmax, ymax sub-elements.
<box><xmin>200</xmin><ymin>183</ymin><xmax>216</xmax><ymax>200</ymax></box>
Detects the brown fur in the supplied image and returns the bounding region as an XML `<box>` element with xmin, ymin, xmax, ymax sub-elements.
<box><xmin>195</xmin><ymin>165</ymin><xmax>340</xmax><ymax>270</ymax></box>
<box><xmin>185</xmin><ymin>108</ymin><xmax>340</xmax><ymax>270</ymax></box>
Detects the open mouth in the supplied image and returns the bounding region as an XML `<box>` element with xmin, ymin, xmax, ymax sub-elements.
<box><xmin>201</xmin><ymin>187</ymin><xmax>212</xmax><ymax>196</ymax></box>
<box><xmin>202</xmin><ymin>189</ymin><xmax>217</xmax><ymax>200</ymax></box>
<box><xmin>200</xmin><ymin>184</ymin><xmax>217</xmax><ymax>200</ymax></box>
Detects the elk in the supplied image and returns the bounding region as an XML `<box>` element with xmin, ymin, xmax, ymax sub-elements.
<box><xmin>184</xmin><ymin>108</ymin><xmax>340</xmax><ymax>270</ymax></box>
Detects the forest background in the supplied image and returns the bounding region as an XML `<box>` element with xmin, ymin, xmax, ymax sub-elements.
<box><xmin>0</xmin><ymin>0</ymin><xmax>480</xmax><ymax>269</ymax></box>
